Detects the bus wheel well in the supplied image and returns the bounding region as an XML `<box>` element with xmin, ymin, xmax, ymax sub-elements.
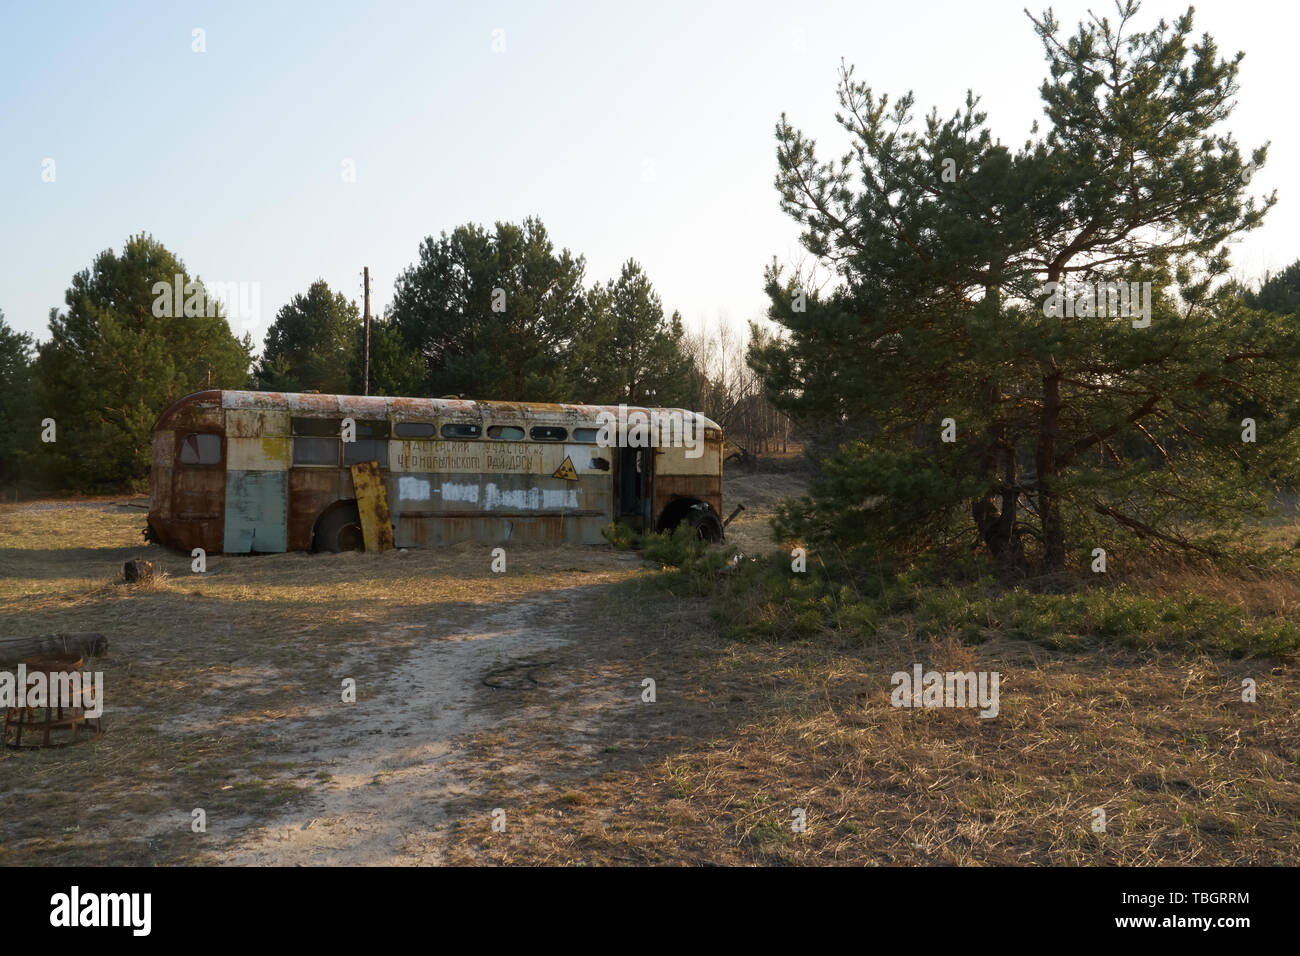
<box><xmin>656</xmin><ymin>498</ymin><xmax>723</xmax><ymax>543</ymax></box>
<box><xmin>313</xmin><ymin>500</ymin><xmax>364</xmax><ymax>553</ymax></box>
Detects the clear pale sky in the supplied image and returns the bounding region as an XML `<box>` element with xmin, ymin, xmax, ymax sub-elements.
<box><xmin>2</xmin><ymin>0</ymin><xmax>1294</xmax><ymax>349</ymax></box>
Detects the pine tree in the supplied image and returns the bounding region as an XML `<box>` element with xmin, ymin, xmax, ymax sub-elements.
<box><xmin>390</xmin><ymin>218</ymin><xmax>591</xmax><ymax>402</ymax></box>
<box><xmin>349</xmin><ymin>314</ymin><xmax>426</xmax><ymax>397</ymax></box>
<box><xmin>1245</xmin><ymin>260</ymin><xmax>1300</xmax><ymax>316</ymax></box>
<box><xmin>754</xmin><ymin>2</ymin><xmax>1293</xmax><ymax>570</ymax></box>
<box><xmin>0</xmin><ymin>310</ymin><xmax>40</xmax><ymax>484</ymax></box>
<box><xmin>587</xmin><ymin>260</ymin><xmax>696</xmax><ymax>407</ymax></box>
<box><xmin>37</xmin><ymin>233</ymin><xmax>252</xmax><ymax>489</ymax></box>
<box><xmin>254</xmin><ymin>280</ymin><xmax>360</xmax><ymax>393</ymax></box>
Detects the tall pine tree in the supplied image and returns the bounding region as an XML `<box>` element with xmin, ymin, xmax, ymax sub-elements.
<box><xmin>586</xmin><ymin>260</ymin><xmax>695</xmax><ymax>407</ymax></box>
<box><xmin>390</xmin><ymin>218</ymin><xmax>592</xmax><ymax>402</ymax></box>
<box><xmin>38</xmin><ymin>233</ymin><xmax>252</xmax><ymax>489</ymax></box>
<box><xmin>754</xmin><ymin>2</ymin><xmax>1293</xmax><ymax>570</ymax></box>
<box><xmin>254</xmin><ymin>280</ymin><xmax>360</xmax><ymax>393</ymax></box>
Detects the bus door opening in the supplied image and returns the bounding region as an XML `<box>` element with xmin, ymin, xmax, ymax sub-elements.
<box><xmin>618</xmin><ymin>447</ymin><xmax>652</xmax><ymax>522</ymax></box>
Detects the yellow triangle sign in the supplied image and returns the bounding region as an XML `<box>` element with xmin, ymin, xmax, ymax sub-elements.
<box><xmin>552</xmin><ymin>455</ymin><xmax>578</xmax><ymax>481</ymax></box>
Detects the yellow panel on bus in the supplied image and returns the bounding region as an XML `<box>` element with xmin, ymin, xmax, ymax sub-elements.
<box><xmin>227</xmin><ymin>436</ymin><xmax>291</xmax><ymax>471</ymax></box>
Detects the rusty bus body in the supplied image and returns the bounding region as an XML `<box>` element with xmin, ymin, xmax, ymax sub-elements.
<box><xmin>147</xmin><ymin>390</ymin><xmax>724</xmax><ymax>553</ymax></box>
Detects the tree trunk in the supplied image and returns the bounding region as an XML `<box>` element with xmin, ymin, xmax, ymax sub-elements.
<box><xmin>967</xmin><ymin>282</ymin><xmax>1026</xmax><ymax>569</ymax></box>
<box><xmin>996</xmin><ymin>444</ymin><xmax>1025</xmax><ymax>568</ymax></box>
<box><xmin>971</xmin><ymin>436</ymin><xmax>1024</xmax><ymax>569</ymax></box>
<box><xmin>969</xmin><ymin>367</ymin><xmax>1024</xmax><ymax>568</ymax></box>
<box><xmin>1038</xmin><ymin>370</ymin><xmax>1066</xmax><ymax>569</ymax></box>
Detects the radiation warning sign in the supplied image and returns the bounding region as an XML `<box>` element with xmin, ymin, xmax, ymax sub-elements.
<box><xmin>552</xmin><ymin>456</ymin><xmax>579</xmax><ymax>481</ymax></box>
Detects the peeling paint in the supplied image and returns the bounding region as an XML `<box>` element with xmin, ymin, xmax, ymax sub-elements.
<box><xmin>227</xmin><ymin>436</ymin><xmax>290</xmax><ymax>471</ymax></box>
<box><xmin>151</xmin><ymin>389</ymin><xmax>722</xmax><ymax>553</ymax></box>
<box><xmin>351</xmin><ymin>461</ymin><xmax>395</xmax><ymax>552</ymax></box>
<box><xmin>224</xmin><ymin>470</ymin><xmax>287</xmax><ymax>552</ymax></box>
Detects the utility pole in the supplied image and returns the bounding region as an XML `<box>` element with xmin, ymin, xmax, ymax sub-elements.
<box><xmin>362</xmin><ymin>266</ymin><xmax>371</xmax><ymax>396</ymax></box>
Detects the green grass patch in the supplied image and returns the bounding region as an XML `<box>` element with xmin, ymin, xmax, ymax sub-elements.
<box><xmin>704</xmin><ymin>550</ymin><xmax>1300</xmax><ymax>657</ymax></box>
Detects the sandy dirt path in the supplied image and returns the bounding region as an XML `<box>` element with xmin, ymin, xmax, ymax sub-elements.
<box><xmin>218</xmin><ymin>584</ymin><xmax>595</xmax><ymax>866</ymax></box>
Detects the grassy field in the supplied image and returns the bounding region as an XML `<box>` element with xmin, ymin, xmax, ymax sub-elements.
<box><xmin>1</xmin><ymin>467</ymin><xmax>1297</xmax><ymax>865</ymax></box>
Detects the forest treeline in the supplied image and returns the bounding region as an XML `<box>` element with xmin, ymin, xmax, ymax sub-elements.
<box><xmin>0</xmin><ymin>219</ymin><xmax>788</xmax><ymax>491</ymax></box>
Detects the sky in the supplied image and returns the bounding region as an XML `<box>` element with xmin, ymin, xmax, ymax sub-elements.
<box><xmin>2</xmin><ymin>0</ymin><xmax>1296</xmax><ymax>351</ymax></box>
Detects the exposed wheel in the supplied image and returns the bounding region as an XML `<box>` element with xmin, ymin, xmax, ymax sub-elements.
<box><xmin>686</xmin><ymin>503</ymin><xmax>723</xmax><ymax>543</ymax></box>
<box><xmin>314</xmin><ymin>502</ymin><xmax>364</xmax><ymax>552</ymax></box>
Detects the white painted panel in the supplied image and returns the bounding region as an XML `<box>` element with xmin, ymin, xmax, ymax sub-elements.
<box><xmin>398</xmin><ymin>476</ymin><xmax>431</xmax><ymax>501</ymax></box>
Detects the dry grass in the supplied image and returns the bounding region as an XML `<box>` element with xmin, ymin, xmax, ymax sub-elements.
<box><xmin>0</xmin><ymin>497</ymin><xmax>643</xmax><ymax>864</ymax></box>
<box><xmin>719</xmin><ymin>457</ymin><xmax>813</xmax><ymax>555</ymax></box>
<box><xmin>1120</xmin><ymin>563</ymin><xmax>1300</xmax><ymax>620</ymax></box>
<box><xmin>2</xmin><ymin>487</ymin><xmax>1296</xmax><ymax>866</ymax></box>
<box><xmin>442</xmin><ymin>600</ymin><xmax>1299</xmax><ymax>865</ymax></box>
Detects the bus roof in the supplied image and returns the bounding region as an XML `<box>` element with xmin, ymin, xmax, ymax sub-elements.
<box><xmin>154</xmin><ymin>390</ymin><xmax>721</xmax><ymax>433</ymax></box>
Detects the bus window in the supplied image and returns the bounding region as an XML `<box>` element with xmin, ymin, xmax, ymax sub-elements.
<box><xmin>395</xmin><ymin>422</ymin><xmax>436</xmax><ymax>438</ymax></box>
<box><xmin>343</xmin><ymin>420</ymin><xmax>390</xmax><ymax>465</ymax></box>
<box><xmin>292</xmin><ymin>417</ymin><xmax>343</xmax><ymax>437</ymax></box>
<box><xmin>178</xmin><ymin>433</ymin><xmax>222</xmax><ymax>465</ymax></box>
<box><xmin>293</xmin><ymin>437</ymin><xmax>340</xmax><ymax>466</ymax></box>
<box><xmin>441</xmin><ymin>423</ymin><xmax>481</xmax><ymax>439</ymax></box>
<box><xmin>487</xmin><ymin>425</ymin><xmax>525</xmax><ymax>440</ymax></box>
<box><xmin>572</xmin><ymin>427</ymin><xmax>600</xmax><ymax>443</ymax></box>
<box><xmin>344</xmin><ymin>439</ymin><xmax>389</xmax><ymax>467</ymax></box>
<box><xmin>530</xmin><ymin>426</ymin><xmax>567</xmax><ymax>441</ymax></box>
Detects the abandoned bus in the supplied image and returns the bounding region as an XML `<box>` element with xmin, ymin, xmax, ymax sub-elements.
<box><xmin>146</xmin><ymin>390</ymin><xmax>724</xmax><ymax>553</ymax></box>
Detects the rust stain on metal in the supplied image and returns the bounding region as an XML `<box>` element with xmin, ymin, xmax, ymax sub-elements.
<box><xmin>225</xmin><ymin>408</ymin><xmax>289</xmax><ymax>438</ymax></box>
<box><xmin>149</xmin><ymin>390</ymin><xmax>725</xmax><ymax>554</ymax></box>
<box><xmin>287</xmin><ymin>467</ymin><xmax>350</xmax><ymax>551</ymax></box>
<box><xmin>350</xmin><ymin>460</ymin><xmax>394</xmax><ymax>552</ymax></box>
<box><xmin>284</xmin><ymin>393</ymin><xmax>339</xmax><ymax>413</ymax></box>
<box><xmin>223</xmin><ymin>390</ymin><xmax>286</xmax><ymax>410</ymax></box>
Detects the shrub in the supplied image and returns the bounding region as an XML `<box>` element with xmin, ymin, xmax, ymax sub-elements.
<box><xmin>697</xmin><ymin>546</ymin><xmax>1300</xmax><ymax>657</ymax></box>
<box><xmin>600</xmin><ymin>522</ymin><xmax>638</xmax><ymax>550</ymax></box>
<box><xmin>641</xmin><ymin>524</ymin><xmax>708</xmax><ymax>568</ymax></box>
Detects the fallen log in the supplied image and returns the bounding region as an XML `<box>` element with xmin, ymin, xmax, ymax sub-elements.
<box><xmin>0</xmin><ymin>633</ymin><xmax>109</xmax><ymax>665</ymax></box>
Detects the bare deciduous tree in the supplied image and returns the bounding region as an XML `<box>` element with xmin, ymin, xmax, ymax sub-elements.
<box><xmin>683</xmin><ymin>319</ymin><xmax>790</xmax><ymax>462</ymax></box>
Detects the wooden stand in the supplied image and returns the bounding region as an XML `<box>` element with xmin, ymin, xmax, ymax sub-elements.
<box><xmin>3</xmin><ymin>653</ymin><xmax>104</xmax><ymax>749</ymax></box>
